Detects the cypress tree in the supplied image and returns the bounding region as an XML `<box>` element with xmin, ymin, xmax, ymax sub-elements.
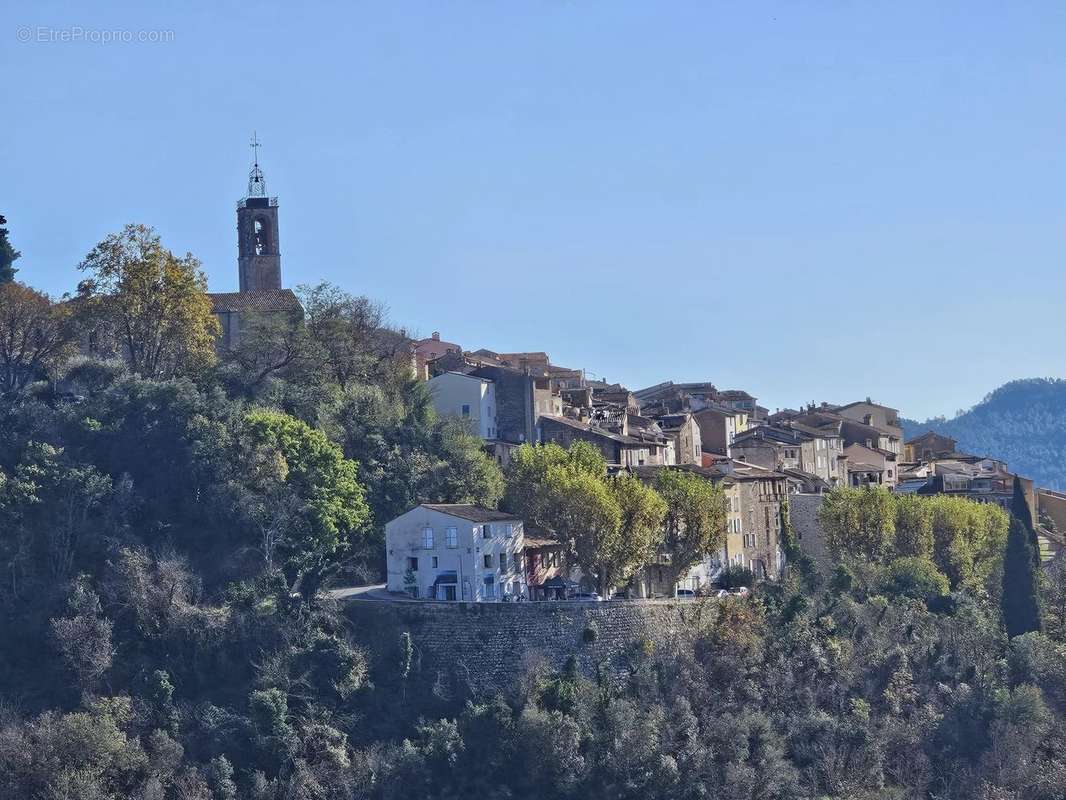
<box><xmin>0</xmin><ymin>215</ymin><xmax>19</xmax><ymax>284</ymax></box>
<box><xmin>1011</xmin><ymin>475</ymin><xmax>1042</xmax><ymax>567</ymax></box>
<box><xmin>1002</xmin><ymin>479</ymin><xmax>1042</xmax><ymax>638</ymax></box>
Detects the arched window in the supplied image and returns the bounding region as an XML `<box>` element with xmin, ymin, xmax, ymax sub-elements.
<box><xmin>253</xmin><ymin>218</ymin><xmax>270</xmax><ymax>255</ymax></box>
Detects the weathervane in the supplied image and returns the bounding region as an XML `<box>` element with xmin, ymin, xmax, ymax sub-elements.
<box><xmin>248</xmin><ymin>131</ymin><xmax>267</xmax><ymax>197</ymax></box>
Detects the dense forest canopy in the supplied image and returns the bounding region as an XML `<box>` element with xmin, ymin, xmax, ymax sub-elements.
<box><xmin>901</xmin><ymin>378</ymin><xmax>1066</xmax><ymax>491</ymax></box>
<box><xmin>1</xmin><ymin>225</ymin><xmax>1066</xmax><ymax>799</ymax></box>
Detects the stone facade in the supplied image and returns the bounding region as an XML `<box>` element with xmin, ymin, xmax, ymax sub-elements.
<box><xmin>237</xmin><ymin>197</ymin><xmax>282</xmax><ymax>292</ymax></box>
<box><xmin>789</xmin><ymin>492</ymin><xmax>832</xmax><ymax>575</ymax></box>
<box><xmin>469</xmin><ymin>365</ymin><xmax>538</xmax><ymax>444</ymax></box>
<box><xmin>732</xmin><ymin>473</ymin><xmax>786</xmax><ymax>578</ymax></box>
<box><xmin>345</xmin><ymin>597</ymin><xmax>717</xmax><ymax>695</ymax></box>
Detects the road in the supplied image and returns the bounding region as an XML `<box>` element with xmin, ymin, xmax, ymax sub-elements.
<box><xmin>326</xmin><ymin>583</ymin><xmax>414</xmax><ymax>602</ymax></box>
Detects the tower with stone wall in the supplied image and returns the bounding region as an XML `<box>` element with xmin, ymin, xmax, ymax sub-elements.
<box><xmin>237</xmin><ymin>133</ymin><xmax>282</xmax><ymax>292</ymax></box>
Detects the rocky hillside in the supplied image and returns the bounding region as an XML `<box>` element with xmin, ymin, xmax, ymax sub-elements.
<box><xmin>901</xmin><ymin>378</ymin><xmax>1066</xmax><ymax>490</ymax></box>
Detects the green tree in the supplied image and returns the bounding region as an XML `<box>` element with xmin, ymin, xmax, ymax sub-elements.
<box><xmin>878</xmin><ymin>556</ymin><xmax>950</xmax><ymax>601</ymax></box>
<box><xmin>299</xmin><ymin>282</ymin><xmax>408</xmax><ymax>390</ymax></box>
<box><xmin>0</xmin><ymin>282</ymin><xmax>76</xmax><ymax>394</ymax></box>
<box><xmin>421</xmin><ymin>417</ymin><xmax>504</xmax><ymax>508</ymax></box>
<box><xmin>894</xmin><ymin>493</ymin><xmax>934</xmax><ymax>558</ymax></box>
<box><xmin>502</xmin><ymin>441</ymin><xmax>603</xmax><ymax>527</ymax></box>
<box><xmin>239</xmin><ymin>409</ymin><xmax>370</xmax><ymax>595</ymax></box>
<box><xmin>77</xmin><ymin>224</ymin><xmax>220</xmax><ymax>378</ymax></box>
<box><xmin>549</xmin><ymin>467</ymin><xmax>621</xmax><ymax>594</ymax></box>
<box><xmin>608</xmin><ymin>473</ymin><xmax>667</xmax><ymax>590</ymax></box>
<box><xmin>0</xmin><ymin>214</ymin><xmax>19</xmax><ymax>283</ymax></box>
<box><xmin>819</xmin><ymin>485</ymin><xmax>895</xmax><ymax>561</ymax></box>
<box><xmin>654</xmin><ymin>468</ymin><xmax>727</xmax><ymax>588</ymax></box>
<box><xmin>1002</xmin><ymin>508</ymin><xmax>1042</xmax><ymax>638</ymax></box>
<box><xmin>504</xmin><ymin>442</ymin><xmax>666</xmax><ymax>594</ymax></box>
<box><xmin>1010</xmin><ymin>477</ymin><xmax>1042</xmax><ymax>568</ymax></box>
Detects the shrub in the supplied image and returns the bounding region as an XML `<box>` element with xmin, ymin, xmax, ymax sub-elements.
<box><xmin>717</xmin><ymin>565</ymin><xmax>755</xmax><ymax>590</ymax></box>
<box><xmin>879</xmin><ymin>556</ymin><xmax>949</xmax><ymax>600</ymax></box>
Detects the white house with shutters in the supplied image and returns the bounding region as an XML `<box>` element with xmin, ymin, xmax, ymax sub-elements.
<box><xmin>385</xmin><ymin>504</ymin><xmax>527</xmax><ymax>601</ymax></box>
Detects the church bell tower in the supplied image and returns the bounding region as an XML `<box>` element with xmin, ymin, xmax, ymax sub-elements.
<box><xmin>237</xmin><ymin>133</ymin><xmax>282</xmax><ymax>292</ymax></box>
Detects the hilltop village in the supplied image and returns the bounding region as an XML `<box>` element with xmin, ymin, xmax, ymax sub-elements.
<box><xmin>394</xmin><ymin>344</ymin><xmax>1058</xmax><ymax>600</ymax></box>
<box><xmin>152</xmin><ymin>150</ymin><xmax>1062</xmax><ymax>604</ymax></box>
<box><xmin>5</xmin><ymin>149</ymin><xmax>1066</xmax><ymax>800</ymax></box>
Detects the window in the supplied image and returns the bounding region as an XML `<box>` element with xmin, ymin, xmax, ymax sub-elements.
<box><xmin>422</xmin><ymin>527</ymin><xmax>434</xmax><ymax>549</ymax></box>
<box><xmin>744</xmin><ymin>534</ymin><xmax>756</xmax><ymax>548</ymax></box>
<box><xmin>445</xmin><ymin>527</ymin><xmax>457</xmax><ymax>548</ymax></box>
<box><xmin>407</xmin><ymin>557</ymin><xmax>418</xmax><ymax>571</ymax></box>
<box><xmin>431</xmin><ymin>556</ymin><xmax>438</xmax><ymax>568</ymax></box>
<box><xmin>483</xmin><ymin>554</ymin><xmax>493</xmax><ymax>568</ymax></box>
<box><xmin>482</xmin><ymin>524</ymin><xmax>492</xmax><ymax>539</ymax></box>
<box><xmin>499</xmin><ymin>553</ymin><xmax>508</xmax><ymax>571</ymax></box>
<box><xmin>483</xmin><ymin>576</ymin><xmax>495</xmax><ymax>599</ymax></box>
<box><xmin>504</xmin><ymin>523</ymin><xmax>514</xmax><ymax>537</ymax></box>
<box><xmin>514</xmin><ymin>553</ymin><xmax>523</xmax><ymax>571</ymax></box>
<box><xmin>461</xmin><ymin>404</ymin><xmax>471</xmax><ymax>417</ymax></box>
<box><xmin>253</xmin><ymin>217</ymin><xmax>270</xmax><ymax>255</ymax></box>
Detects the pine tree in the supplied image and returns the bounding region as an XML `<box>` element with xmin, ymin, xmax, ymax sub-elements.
<box><xmin>0</xmin><ymin>215</ymin><xmax>19</xmax><ymax>284</ymax></box>
<box><xmin>1002</xmin><ymin>477</ymin><xmax>1042</xmax><ymax>638</ymax></box>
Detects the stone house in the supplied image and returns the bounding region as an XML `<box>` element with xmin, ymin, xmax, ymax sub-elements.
<box><xmin>726</xmin><ymin>464</ymin><xmax>788</xmax><ymax>578</ymax></box>
<box><xmin>730</xmin><ymin>425</ymin><xmax>811</xmax><ymax>473</ymax></box>
<box><xmin>465</xmin><ymin>363</ymin><xmax>560</xmax><ymax>445</ymax></box>
<box><xmin>693</xmin><ymin>405</ymin><xmax>749</xmax><ymax>457</ymax></box>
<box><xmin>729</xmin><ymin>422</ymin><xmax>844</xmax><ymax>488</ymax></box>
<box><xmin>539</xmin><ymin>415</ymin><xmax>669</xmax><ymax>468</ymax></box>
<box><xmin>204</xmin><ymin>289</ymin><xmax>303</xmax><ymax>351</ymax></box>
<box><xmin>523</xmin><ymin>527</ymin><xmax>572</xmax><ymax>600</ymax></box>
<box><xmin>844</xmin><ymin>442</ymin><xmax>898</xmax><ymax>488</ymax></box>
<box><xmin>903</xmin><ymin>431</ymin><xmax>958</xmax><ymax>462</ymax></box>
<box><xmin>716</xmin><ymin>389</ymin><xmax>760</xmax><ymax>419</ymax></box>
<box><xmin>412</xmin><ymin>332</ymin><xmax>462</xmax><ymax>380</ymax></box>
<box><xmin>627</xmin><ymin>464</ymin><xmax>737</xmax><ymax>596</ymax></box>
<box><xmin>836</xmin><ymin>399</ymin><xmax>903</xmax><ymax>441</ymax></box>
<box><xmin>653</xmin><ymin>412</ymin><xmax>703</xmax><ymax>465</ymax></box>
<box><xmin>385</xmin><ymin>504</ymin><xmax>527</xmax><ymax>601</ymax></box>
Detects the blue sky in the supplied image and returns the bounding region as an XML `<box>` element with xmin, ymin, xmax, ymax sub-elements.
<box><xmin>5</xmin><ymin>1</ymin><xmax>1066</xmax><ymax>420</ymax></box>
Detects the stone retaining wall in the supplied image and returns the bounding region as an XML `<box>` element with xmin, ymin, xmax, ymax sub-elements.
<box><xmin>344</xmin><ymin>598</ymin><xmax>716</xmax><ymax>696</ymax></box>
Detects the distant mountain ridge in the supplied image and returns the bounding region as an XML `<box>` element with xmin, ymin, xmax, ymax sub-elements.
<box><xmin>900</xmin><ymin>378</ymin><xmax>1066</xmax><ymax>491</ymax></box>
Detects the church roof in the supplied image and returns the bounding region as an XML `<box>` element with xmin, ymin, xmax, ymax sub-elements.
<box><xmin>208</xmin><ymin>289</ymin><xmax>303</xmax><ymax>314</ymax></box>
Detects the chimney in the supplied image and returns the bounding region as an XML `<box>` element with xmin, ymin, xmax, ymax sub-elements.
<box><xmin>432</xmin><ymin>331</ymin><xmax>440</xmax><ymax>341</ymax></box>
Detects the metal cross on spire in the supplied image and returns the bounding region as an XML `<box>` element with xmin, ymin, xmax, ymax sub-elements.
<box><xmin>247</xmin><ymin>131</ymin><xmax>267</xmax><ymax>197</ymax></box>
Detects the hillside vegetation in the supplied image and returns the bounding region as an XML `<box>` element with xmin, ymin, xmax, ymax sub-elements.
<box><xmin>902</xmin><ymin>378</ymin><xmax>1066</xmax><ymax>490</ymax></box>
<box><xmin>3</xmin><ymin>230</ymin><xmax>1066</xmax><ymax>799</ymax></box>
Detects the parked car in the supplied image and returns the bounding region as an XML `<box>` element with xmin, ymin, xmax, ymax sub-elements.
<box><xmin>675</xmin><ymin>588</ymin><xmax>697</xmax><ymax>599</ymax></box>
<box><xmin>573</xmin><ymin>591</ymin><xmax>603</xmax><ymax>602</ymax></box>
<box><xmin>731</xmin><ymin>586</ymin><xmax>750</xmax><ymax>597</ymax></box>
<box><xmin>714</xmin><ymin>589</ymin><xmax>730</xmax><ymax>599</ymax></box>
